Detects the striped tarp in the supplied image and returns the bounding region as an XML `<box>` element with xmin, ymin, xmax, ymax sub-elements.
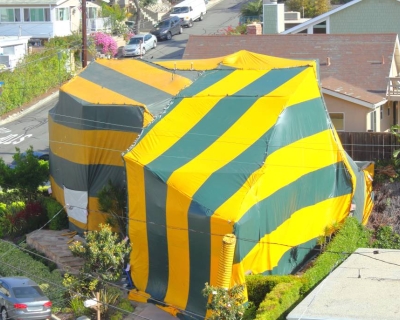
<box><xmin>123</xmin><ymin>51</ymin><xmax>374</xmax><ymax>317</ymax></box>
<box><xmin>49</xmin><ymin>58</ymin><xmax>196</xmax><ymax>231</ymax></box>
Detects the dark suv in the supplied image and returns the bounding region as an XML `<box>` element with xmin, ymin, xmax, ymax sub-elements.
<box><xmin>150</xmin><ymin>16</ymin><xmax>182</xmax><ymax>40</ymax></box>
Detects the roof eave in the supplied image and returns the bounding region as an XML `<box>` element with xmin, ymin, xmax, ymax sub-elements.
<box><xmin>281</xmin><ymin>0</ymin><xmax>362</xmax><ymax>34</ymax></box>
<box><xmin>322</xmin><ymin>87</ymin><xmax>387</xmax><ymax>109</ymax></box>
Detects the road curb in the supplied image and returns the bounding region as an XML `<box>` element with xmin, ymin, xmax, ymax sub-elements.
<box><xmin>0</xmin><ymin>91</ymin><xmax>59</xmax><ymax>126</ymax></box>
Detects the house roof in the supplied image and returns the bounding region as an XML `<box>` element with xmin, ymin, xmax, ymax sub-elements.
<box><xmin>322</xmin><ymin>77</ymin><xmax>387</xmax><ymax>108</ymax></box>
<box><xmin>183</xmin><ymin>33</ymin><xmax>397</xmax><ymax>106</ymax></box>
<box><xmin>282</xmin><ymin>0</ymin><xmax>362</xmax><ymax>34</ymax></box>
<box><xmin>287</xmin><ymin>248</ymin><xmax>400</xmax><ymax>320</ymax></box>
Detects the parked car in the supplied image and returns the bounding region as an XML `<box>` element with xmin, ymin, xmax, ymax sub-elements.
<box><xmin>169</xmin><ymin>0</ymin><xmax>207</xmax><ymax>27</ymax></box>
<box><xmin>150</xmin><ymin>16</ymin><xmax>183</xmax><ymax>40</ymax></box>
<box><xmin>8</xmin><ymin>151</ymin><xmax>49</xmax><ymax>169</ymax></box>
<box><xmin>0</xmin><ymin>277</ymin><xmax>52</xmax><ymax>320</ymax></box>
<box><xmin>122</xmin><ymin>34</ymin><xmax>157</xmax><ymax>57</ymax></box>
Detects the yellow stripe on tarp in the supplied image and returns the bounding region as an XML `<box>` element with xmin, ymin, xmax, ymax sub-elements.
<box><xmin>163</xmin><ymin>186</ymin><xmax>191</xmax><ymax>309</ymax></box>
<box><xmin>362</xmin><ymin>165</ymin><xmax>374</xmax><ymax>225</ymax></box>
<box><xmin>62</xmin><ymin>77</ymin><xmax>145</xmax><ymax>106</ymax></box>
<box><xmin>124</xmin><ymin>155</ymin><xmax>149</xmax><ymax>291</ymax></box>
<box><xmin>238</xmin><ymin>194</ymin><xmax>351</xmax><ymax>274</ymax></box>
<box><xmin>49</xmin><ymin>117</ymin><xmax>137</xmax><ymax>166</ymax></box>
<box><xmin>130</xmin><ymin>70</ymin><xmax>268</xmax><ymax>166</ymax></box>
<box><xmin>87</xmin><ymin>197</ymin><xmax>109</xmax><ymax>231</ymax></box>
<box><xmin>96</xmin><ymin>59</ymin><xmax>193</xmax><ymax>96</ymax></box>
<box><xmin>155</xmin><ymin>57</ymin><xmax>227</xmax><ymax>71</ymax></box>
<box><xmin>216</xmin><ymin>130</ymin><xmax>343</xmax><ymax>223</ymax></box>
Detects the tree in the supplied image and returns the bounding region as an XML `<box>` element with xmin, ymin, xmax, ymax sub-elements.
<box><xmin>0</xmin><ymin>147</ymin><xmax>49</xmax><ymax>199</ymax></box>
<box><xmin>240</xmin><ymin>0</ymin><xmax>263</xmax><ymax>17</ymax></box>
<box><xmin>202</xmin><ymin>283</ymin><xmax>246</xmax><ymax>320</ymax></box>
<box><xmin>100</xmin><ymin>2</ymin><xmax>132</xmax><ymax>36</ymax></box>
<box><xmin>285</xmin><ymin>0</ymin><xmax>330</xmax><ymax>18</ymax></box>
<box><xmin>69</xmin><ymin>223</ymin><xmax>131</xmax><ymax>282</ymax></box>
<box><xmin>131</xmin><ymin>0</ymin><xmax>157</xmax><ymax>34</ymax></box>
<box><xmin>97</xmin><ymin>180</ymin><xmax>127</xmax><ymax>238</ymax></box>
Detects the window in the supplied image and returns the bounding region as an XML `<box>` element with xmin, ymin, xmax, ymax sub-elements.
<box><xmin>329</xmin><ymin>113</ymin><xmax>344</xmax><ymax>131</ymax></box>
<box><xmin>88</xmin><ymin>7</ymin><xmax>97</xmax><ymax>19</ymax></box>
<box><xmin>388</xmin><ymin>105</ymin><xmax>391</xmax><ymax>116</ymax></box>
<box><xmin>3</xmin><ymin>46</ymin><xmax>15</xmax><ymax>55</ymax></box>
<box><xmin>380</xmin><ymin>105</ymin><xmax>383</xmax><ymax>120</ymax></box>
<box><xmin>23</xmin><ymin>8</ymin><xmax>50</xmax><ymax>22</ymax></box>
<box><xmin>0</xmin><ymin>8</ymin><xmax>14</xmax><ymax>22</ymax></box>
<box><xmin>369</xmin><ymin>110</ymin><xmax>376</xmax><ymax>132</ymax></box>
<box><xmin>56</xmin><ymin>8</ymin><xmax>69</xmax><ymax>21</ymax></box>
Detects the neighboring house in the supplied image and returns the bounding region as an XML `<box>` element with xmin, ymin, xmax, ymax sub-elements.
<box><xmin>0</xmin><ymin>36</ymin><xmax>31</xmax><ymax>69</ymax></box>
<box><xmin>183</xmin><ymin>33</ymin><xmax>400</xmax><ymax>132</ymax></box>
<box><xmin>268</xmin><ymin>0</ymin><xmax>400</xmax><ymax>35</ymax></box>
<box><xmin>0</xmin><ymin>0</ymin><xmax>109</xmax><ymax>40</ymax></box>
<box><xmin>287</xmin><ymin>248</ymin><xmax>400</xmax><ymax>320</ymax></box>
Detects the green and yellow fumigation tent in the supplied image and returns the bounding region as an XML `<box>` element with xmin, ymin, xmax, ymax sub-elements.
<box><xmin>123</xmin><ymin>51</ymin><xmax>374</xmax><ymax>317</ymax></box>
<box><xmin>49</xmin><ymin>58</ymin><xmax>195</xmax><ymax>232</ymax></box>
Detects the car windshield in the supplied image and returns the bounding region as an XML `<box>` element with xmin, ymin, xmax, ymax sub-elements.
<box><xmin>171</xmin><ymin>6</ymin><xmax>189</xmax><ymax>13</ymax></box>
<box><xmin>156</xmin><ymin>20</ymin><xmax>170</xmax><ymax>28</ymax></box>
<box><xmin>128</xmin><ymin>37</ymin><xmax>144</xmax><ymax>45</ymax></box>
<box><xmin>12</xmin><ymin>286</ymin><xmax>45</xmax><ymax>298</ymax></box>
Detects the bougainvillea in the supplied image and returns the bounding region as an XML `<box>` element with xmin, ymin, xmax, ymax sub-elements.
<box><xmin>92</xmin><ymin>32</ymin><xmax>118</xmax><ymax>57</ymax></box>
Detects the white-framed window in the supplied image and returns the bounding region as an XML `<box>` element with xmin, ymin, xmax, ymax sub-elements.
<box><xmin>0</xmin><ymin>8</ymin><xmax>21</xmax><ymax>22</ymax></box>
<box><xmin>369</xmin><ymin>110</ymin><xmax>376</xmax><ymax>132</ymax></box>
<box><xmin>329</xmin><ymin>112</ymin><xmax>344</xmax><ymax>131</ymax></box>
<box><xmin>380</xmin><ymin>105</ymin><xmax>383</xmax><ymax>120</ymax></box>
<box><xmin>2</xmin><ymin>46</ymin><xmax>15</xmax><ymax>55</ymax></box>
<box><xmin>88</xmin><ymin>7</ymin><xmax>97</xmax><ymax>19</ymax></box>
<box><xmin>56</xmin><ymin>7</ymin><xmax>70</xmax><ymax>21</ymax></box>
<box><xmin>23</xmin><ymin>8</ymin><xmax>51</xmax><ymax>22</ymax></box>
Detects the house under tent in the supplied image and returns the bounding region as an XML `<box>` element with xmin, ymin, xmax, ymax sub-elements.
<box><xmin>122</xmin><ymin>51</ymin><xmax>374</xmax><ymax>318</ymax></box>
<box><xmin>48</xmin><ymin>58</ymin><xmax>198</xmax><ymax>232</ymax></box>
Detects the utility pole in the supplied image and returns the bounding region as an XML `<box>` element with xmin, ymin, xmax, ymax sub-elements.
<box><xmin>82</xmin><ymin>0</ymin><xmax>87</xmax><ymax>68</ymax></box>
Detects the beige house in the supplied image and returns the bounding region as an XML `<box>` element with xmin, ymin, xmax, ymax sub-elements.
<box><xmin>183</xmin><ymin>33</ymin><xmax>400</xmax><ymax>132</ymax></box>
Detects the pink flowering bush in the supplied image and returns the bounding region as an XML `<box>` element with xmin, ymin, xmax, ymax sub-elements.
<box><xmin>92</xmin><ymin>32</ymin><xmax>118</xmax><ymax>57</ymax></box>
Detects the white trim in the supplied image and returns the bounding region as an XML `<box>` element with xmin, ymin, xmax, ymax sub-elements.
<box><xmin>282</xmin><ymin>0</ymin><xmax>362</xmax><ymax>34</ymax></box>
<box><xmin>329</xmin><ymin>112</ymin><xmax>345</xmax><ymax>131</ymax></box>
<box><xmin>322</xmin><ymin>88</ymin><xmax>387</xmax><ymax>109</ymax></box>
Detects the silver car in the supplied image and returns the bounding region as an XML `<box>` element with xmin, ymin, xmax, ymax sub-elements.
<box><xmin>0</xmin><ymin>277</ymin><xmax>52</xmax><ymax>320</ymax></box>
<box><xmin>122</xmin><ymin>34</ymin><xmax>157</xmax><ymax>57</ymax></box>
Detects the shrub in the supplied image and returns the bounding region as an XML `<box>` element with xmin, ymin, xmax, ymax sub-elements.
<box><xmin>110</xmin><ymin>298</ymin><xmax>135</xmax><ymax>320</ymax></box>
<box><xmin>9</xmin><ymin>201</ymin><xmax>47</xmax><ymax>236</ymax></box>
<box><xmin>255</xmin><ymin>280</ymin><xmax>303</xmax><ymax>320</ymax></box>
<box><xmin>246</xmin><ymin>275</ymin><xmax>297</xmax><ymax>307</ymax></box>
<box><xmin>371</xmin><ymin>225</ymin><xmax>400</xmax><ymax>249</ymax></box>
<box><xmin>92</xmin><ymin>32</ymin><xmax>118</xmax><ymax>57</ymax></box>
<box><xmin>41</xmin><ymin>197</ymin><xmax>69</xmax><ymax>230</ymax></box>
<box><xmin>0</xmin><ymin>241</ymin><xmax>65</xmax><ymax>307</ymax></box>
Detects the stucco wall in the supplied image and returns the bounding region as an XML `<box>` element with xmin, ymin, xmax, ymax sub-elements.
<box><xmin>323</xmin><ymin>94</ymin><xmax>370</xmax><ymax>132</ymax></box>
<box><xmin>330</xmin><ymin>0</ymin><xmax>400</xmax><ymax>35</ymax></box>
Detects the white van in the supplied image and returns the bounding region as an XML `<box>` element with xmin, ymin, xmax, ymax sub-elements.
<box><xmin>169</xmin><ymin>0</ymin><xmax>207</xmax><ymax>27</ymax></box>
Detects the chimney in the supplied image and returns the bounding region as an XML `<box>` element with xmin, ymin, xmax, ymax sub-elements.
<box><xmin>327</xmin><ymin>57</ymin><xmax>331</xmax><ymax>66</ymax></box>
<box><xmin>263</xmin><ymin>1</ymin><xmax>285</xmax><ymax>34</ymax></box>
<box><xmin>247</xmin><ymin>22</ymin><xmax>262</xmax><ymax>35</ymax></box>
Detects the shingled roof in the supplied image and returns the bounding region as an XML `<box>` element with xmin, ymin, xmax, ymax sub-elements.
<box><xmin>183</xmin><ymin>33</ymin><xmax>398</xmax><ymax>106</ymax></box>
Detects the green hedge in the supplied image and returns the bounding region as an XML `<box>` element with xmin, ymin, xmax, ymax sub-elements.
<box><xmin>255</xmin><ymin>280</ymin><xmax>303</xmax><ymax>320</ymax></box>
<box><xmin>0</xmin><ymin>241</ymin><xmax>65</xmax><ymax>308</ymax></box>
<box><xmin>41</xmin><ymin>197</ymin><xmax>69</xmax><ymax>230</ymax></box>
<box><xmin>248</xmin><ymin>217</ymin><xmax>371</xmax><ymax>319</ymax></box>
<box><xmin>246</xmin><ymin>274</ymin><xmax>298</xmax><ymax>308</ymax></box>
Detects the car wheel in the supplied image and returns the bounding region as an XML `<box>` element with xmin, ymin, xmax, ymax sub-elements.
<box><xmin>153</xmin><ymin>41</ymin><xmax>157</xmax><ymax>48</ymax></box>
<box><xmin>1</xmin><ymin>308</ymin><xmax>8</xmax><ymax>320</ymax></box>
<box><xmin>179</xmin><ymin>26</ymin><xmax>183</xmax><ymax>34</ymax></box>
<box><xmin>188</xmin><ymin>20</ymin><xmax>193</xmax><ymax>27</ymax></box>
<box><xmin>199</xmin><ymin>13</ymin><xmax>204</xmax><ymax>21</ymax></box>
<box><xmin>166</xmin><ymin>32</ymin><xmax>172</xmax><ymax>40</ymax></box>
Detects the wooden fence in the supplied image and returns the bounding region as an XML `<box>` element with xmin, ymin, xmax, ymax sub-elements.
<box><xmin>337</xmin><ymin>132</ymin><xmax>400</xmax><ymax>161</ymax></box>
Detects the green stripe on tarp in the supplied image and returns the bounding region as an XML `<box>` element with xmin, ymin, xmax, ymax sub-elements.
<box><xmin>261</xmin><ymin>238</ymin><xmax>318</xmax><ymax>275</ymax></box>
<box><xmin>147</xmin><ymin>67</ymin><xmax>307</xmax><ymax>182</ymax></box>
<box><xmin>143</xmin><ymin>169</ymin><xmax>169</xmax><ymax>301</ymax></box>
<box><xmin>134</xmin><ymin>69</ymin><xmax>236</xmax><ymax>144</ymax></box>
<box><xmin>192</xmin><ymin>98</ymin><xmax>328</xmax><ymax>214</ymax></box>
<box><xmin>50</xmin><ymin>92</ymin><xmax>144</xmax><ymax>133</ymax></box>
<box><xmin>344</xmin><ymin>152</ymin><xmax>364</xmax><ymax>222</ymax></box>
<box><xmin>49</xmin><ymin>152</ymin><xmax>125</xmax><ymax>197</ymax></box>
<box><xmin>182</xmin><ymin>67</ymin><xmax>308</xmax><ymax>317</ymax></box>
<box><xmin>185</xmin><ymin>201</ymin><xmax>213</xmax><ymax>316</ymax></box>
<box><xmin>80</xmin><ymin>62</ymin><xmax>172</xmax><ymax>111</ymax></box>
<box><xmin>234</xmin><ymin>162</ymin><xmax>352</xmax><ymax>263</ymax></box>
